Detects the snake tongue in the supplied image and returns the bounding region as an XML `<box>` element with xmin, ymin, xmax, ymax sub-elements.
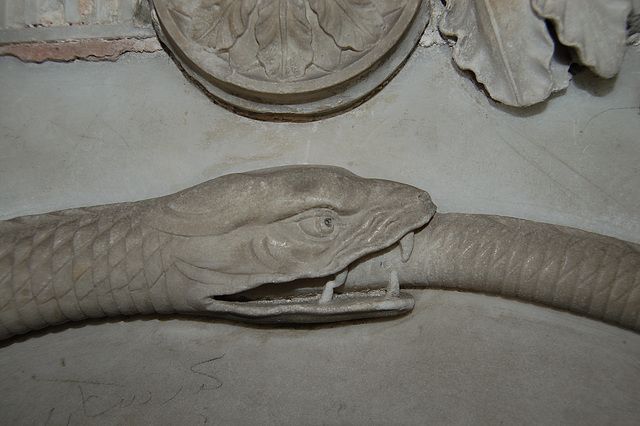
<box><xmin>399</xmin><ymin>232</ymin><xmax>415</xmax><ymax>263</ymax></box>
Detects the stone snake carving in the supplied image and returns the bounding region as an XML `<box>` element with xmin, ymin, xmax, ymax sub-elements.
<box><xmin>1</xmin><ymin>166</ymin><xmax>638</xmax><ymax>340</ymax></box>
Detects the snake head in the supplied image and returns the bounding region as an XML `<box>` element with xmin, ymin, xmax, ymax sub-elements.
<box><xmin>142</xmin><ymin>165</ymin><xmax>435</xmax><ymax>322</ymax></box>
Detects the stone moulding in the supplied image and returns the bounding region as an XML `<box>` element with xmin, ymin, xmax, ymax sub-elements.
<box><xmin>150</xmin><ymin>0</ymin><xmax>430</xmax><ymax>118</ymax></box>
<box><xmin>0</xmin><ymin>38</ymin><xmax>162</xmax><ymax>63</ymax></box>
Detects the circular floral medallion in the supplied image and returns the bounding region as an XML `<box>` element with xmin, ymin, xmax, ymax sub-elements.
<box><xmin>152</xmin><ymin>0</ymin><xmax>429</xmax><ymax>119</ymax></box>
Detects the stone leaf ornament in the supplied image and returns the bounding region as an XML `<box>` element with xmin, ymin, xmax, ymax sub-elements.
<box><xmin>439</xmin><ymin>0</ymin><xmax>632</xmax><ymax>107</ymax></box>
<box><xmin>190</xmin><ymin>0</ymin><xmax>255</xmax><ymax>52</ymax></box>
<box><xmin>532</xmin><ymin>0</ymin><xmax>632</xmax><ymax>78</ymax></box>
<box><xmin>309</xmin><ymin>0</ymin><xmax>386</xmax><ymax>51</ymax></box>
<box><xmin>187</xmin><ymin>0</ymin><xmax>387</xmax><ymax>80</ymax></box>
<box><xmin>255</xmin><ymin>0</ymin><xmax>313</xmax><ymax>80</ymax></box>
<box><xmin>151</xmin><ymin>0</ymin><xmax>429</xmax><ymax>117</ymax></box>
<box><xmin>1</xmin><ymin>166</ymin><xmax>639</xmax><ymax>341</ymax></box>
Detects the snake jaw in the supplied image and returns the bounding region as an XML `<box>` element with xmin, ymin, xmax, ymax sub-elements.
<box><xmin>201</xmin><ymin>290</ymin><xmax>415</xmax><ymax>324</ymax></box>
<box><xmin>317</xmin><ymin>230</ymin><xmax>414</xmax><ymax>305</ymax></box>
<box><xmin>198</xmin><ymin>229</ymin><xmax>418</xmax><ymax>324</ymax></box>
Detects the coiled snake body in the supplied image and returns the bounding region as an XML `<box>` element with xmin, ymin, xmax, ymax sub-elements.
<box><xmin>1</xmin><ymin>166</ymin><xmax>638</xmax><ymax>340</ymax></box>
<box><xmin>344</xmin><ymin>213</ymin><xmax>640</xmax><ymax>330</ymax></box>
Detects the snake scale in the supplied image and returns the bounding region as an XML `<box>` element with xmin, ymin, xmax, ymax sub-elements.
<box><xmin>1</xmin><ymin>166</ymin><xmax>638</xmax><ymax>340</ymax></box>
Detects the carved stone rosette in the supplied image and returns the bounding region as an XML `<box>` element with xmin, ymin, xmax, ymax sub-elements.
<box><xmin>151</xmin><ymin>0</ymin><xmax>429</xmax><ymax>119</ymax></box>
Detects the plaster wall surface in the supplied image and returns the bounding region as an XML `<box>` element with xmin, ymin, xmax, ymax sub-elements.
<box><xmin>0</xmin><ymin>42</ymin><xmax>639</xmax><ymax>424</ymax></box>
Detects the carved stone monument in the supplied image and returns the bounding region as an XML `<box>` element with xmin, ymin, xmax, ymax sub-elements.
<box><xmin>148</xmin><ymin>0</ymin><xmax>635</xmax><ymax>114</ymax></box>
<box><xmin>1</xmin><ymin>166</ymin><xmax>638</xmax><ymax>341</ymax></box>
<box><xmin>151</xmin><ymin>0</ymin><xmax>430</xmax><ymax>118</ymax></box>
<box><xmin>1</xmin><ymin>7</ymin><xmax>640</xmax><ymax>416</ymax></box>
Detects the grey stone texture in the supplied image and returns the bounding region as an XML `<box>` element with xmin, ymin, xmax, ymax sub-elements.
<box><xmin>0</xmin><ymin>22</ymin><xmax>639</xmax><ymax>425</ymax></box>
<box><xmin>1</xmin><ymin>291</ymin><xmax>639</xmax><ymax>424</ymax></box>
<box><xmin>1</xmin><ymin>0</ymin><xmax>138</xmax><ymax>28</ymax></box>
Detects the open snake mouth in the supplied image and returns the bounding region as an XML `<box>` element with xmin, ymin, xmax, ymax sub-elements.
<box><xmin>202</xmin><ymin>232</ymin><xmax>417</xmax><ymax>324</ymax></box>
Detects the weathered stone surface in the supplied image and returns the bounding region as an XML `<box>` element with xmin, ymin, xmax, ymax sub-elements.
<box><xmin>1</xmin><ymin>291</ymin><xmax>639</xmax><ymax>424</ymax></box>
<box><xmin>0</xmin><ymin>37</ymin><xmax>161</xmax><ymax>62</ymax></box>
<box><xmin>0</xmin><ymin>0</ymin><xmax>156</xmax><ymax>62</ymax></box>
<box><xmin>0</xmin><ymin>0</ymin><xmax>154</xmax><ymax>46</ymax></box>
<box><xmin>0</xmin><ymin>0</ymin><xmax>141</xmax><ymax>29</ymax></box>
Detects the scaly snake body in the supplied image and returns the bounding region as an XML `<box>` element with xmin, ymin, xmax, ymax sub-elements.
<box><xmin>0</xmin><ymin>201</ymin><xmax>177</xmax><ymax>339</ymax></box>
<box><xmin>1</xmin><ymin>166</ymin><xmax>638</xmax><ymax>340</ymax></box>
<box><xmin>344</xmin><ymin>213</ymin><xmax>640</xmax><ymax>331</ymax></box>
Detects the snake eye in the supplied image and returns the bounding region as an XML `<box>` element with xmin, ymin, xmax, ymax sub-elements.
<box><xmin>298</xmin><ymin>215</ymin><xmax>336</xmax><ymax>238</ymax></box>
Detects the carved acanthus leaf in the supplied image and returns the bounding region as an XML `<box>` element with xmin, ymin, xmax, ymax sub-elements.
<box><xmin>532</xmin><ymin>0</ymin><xmax>632</xmax><ymax>78</ymax></box>
<box><xmin>255</xmin><ymin>0</ymin><xmax>314</xmax><ymax>80</ymax></box>
<box><xmin>310</xmin><ymin>17</ymin><xmax>343</xmax><ymax>71</ymax></box>
<box><xmin>309</xmin><ymin>0</ymin><xmax>385</xmax><ymax>51</ymax></box>
<box><xmin>191</xmin><ymin>0</ymin><xmax>256</xmax><ymax>51</ymax></box>
<box><xmin>439</xmin><ymin>0</ymin><xmax>563</xmax><ymax>107</ymax></box>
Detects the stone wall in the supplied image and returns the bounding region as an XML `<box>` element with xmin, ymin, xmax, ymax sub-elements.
<box><xmin>0</xmin><ymin>0</ymin><xmax>151</xmax><ymax>43</ymax></box>
<box><xmin>1</xmin><ymin>0</ymin><xmax>140</xmax><ymax>28</ymax></box>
